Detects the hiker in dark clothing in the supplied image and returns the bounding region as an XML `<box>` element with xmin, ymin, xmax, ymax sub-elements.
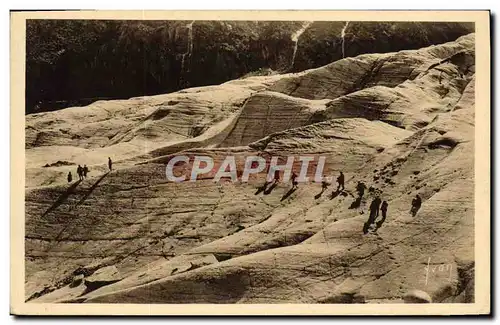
<box><xmin>273</xmin><ymin>169</ymin><xmax>280</xmax><ymax>184</ymax></box>
<box><xmin>336</xmin><ymin>171</ymin><xmax>345</xmax><ymax>192</ymax></box>
<box><xmin>410</xmin><ymin>194</ymin><xmax>422</xmax><ymax>216</ymax></box>
<box><xmin>314</xmin><ymin>177</ymin><xmax>330</xmax><ymax>199</ymax></box>
<box><xmin>349</xmin><ymin>181</ymin><xmax>365</xmax><ymax>209</ymax></box>
<box><xmin>77</xmin><ymin>165</ymin><xmax>83</xmax><ymax>181</ymax></box>
<box><xmin>83</xmin><ymin>165</ymin><xmax>89</xmax><ymax>179</ymax></box>
<box><xmin>291</xmin><ymin>172</ymin><xmax>298</xmax><ymax>190</ymax></box>
<box><xmin>67</xmin><ymin>171</ymin><xmax>72</xmax><ymax>183</ymax></box>
<box><xmin>321</xmin><ymin>178</ymin><xmax>329</xmax><ymax>191</ymax></box>
<box><xmin>364</xmin><ymin>196</ymin><xmax>381</xmax><ymax>234</ymax></box>
<box><xmin>376</xmin><ymin>201</ymin><xmax>389</xmax><ymax>228</ymax></box>
<box><xmin>356</xmin><ymin>181</ymin><xmax>367</xmax><ymax>198</ymax></box>
<box><xmin>372</xmin><ymin>196</ymin><xmax>382</xmax><ymax>219</ymax></box>
<box><xmin>108</xmin><ymin>157</ymin><xmax>113</xmax><ymax>171</ymax></box>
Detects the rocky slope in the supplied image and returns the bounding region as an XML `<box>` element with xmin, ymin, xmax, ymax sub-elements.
<box><xmin>26</xmin><ymin>21</ymin><xmax>473</xmax><ymax>114</ymax></box>
<box><xmin>25</xmin><ymin>34</ymin><xmax>475</xmax><ymax>304</ymax></box>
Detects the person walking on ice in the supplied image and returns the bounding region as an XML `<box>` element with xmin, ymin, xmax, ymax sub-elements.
<box><xmin>108</xmin><ymin>157</ymin><xmax>113</xmax><ymax>171</ymax></box>
<box><xmin>321</xmin><ymin>177</ymin><xmax>330</xmax><ymax>191</ymax></box>
<box><xmin>376</xmin><ymin>200</ymin><xmax>388</xmax><ymax>229</ymax></box>
<box><xmin>410</xmin><ymin>194</ymin><xmax>422</xmax><ymax>216</ymax></box>
<box><xmin>83</xmin><ymin>165</ymin><xmax>89</xmax><ymax>179</ymax></box>
<box><xmin>67</xmin><ymin>171</ymin><xmax>72</xmax><ymax>183</ymax></box>
<box><xmin>272</xmin><ymin>169</ymin><xmax>280</xmax><ymax>184</ymax></box>
<box><xmin>356</xmin><ymin>181</ymin><xmax>367</xmax><ymax>198</ymax></box>
<box><xmin>291</xmin><ymin>171</ymin><xmax>298</xmax><ymax>190</ymax></box>
<box><xmin>77</xmin><ymin>165</ymin><xmax>83</xmax><ymax>181</ymax></box>
<box><xmin>336</xmin><ymin>171</ymin><xmax>345</xmax><ymax>192</ymax></box>
<box><xmin>363</xmin><ymin>196</ymin><xmax>381</xmax><ymax>234</ymax></box>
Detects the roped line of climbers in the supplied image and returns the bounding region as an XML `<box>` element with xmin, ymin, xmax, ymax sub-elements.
<box><xmin>251</xmin><ymin>147</ymin><xmax>425</xmax><ymax>234</ymax></box>
<box><xmin>254</xmin><ymin>165</ymin><xmax>423</xmax><ymax>234</ymax></box>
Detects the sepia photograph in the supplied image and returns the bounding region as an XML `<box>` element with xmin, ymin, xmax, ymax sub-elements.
<box><xmin>10</xmin><ymin>10</ymin><xmax>491</xmax><ymax>315</ymax></box>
